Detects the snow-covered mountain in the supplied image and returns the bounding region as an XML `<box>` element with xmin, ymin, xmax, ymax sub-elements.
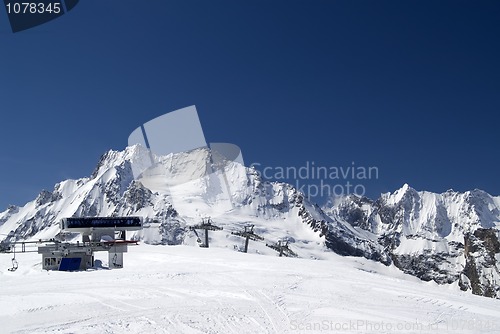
<box><xmin>1</xmin><ymin>146</ymin><xmax>499</xmax><ymax>299</ymax></box>
<box><xmin>324</xmin><ymin>185</ymin><xmax>500</xmax><ymax>298</ymax></box>
<box><xmin>0</xmin><ymin>145</ymin><xmax>386</xmax><ymax>262</ymax></box>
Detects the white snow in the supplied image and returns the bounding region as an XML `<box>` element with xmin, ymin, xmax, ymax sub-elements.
<box><xmin>1</xmin><ymin>244</ymin><xmax>499</xmax><ymax>333</ymax></box>
<box><xmin>2</xmin><ymin>147</ymin><xmax>500</xmax><ymax>333</ymax></box>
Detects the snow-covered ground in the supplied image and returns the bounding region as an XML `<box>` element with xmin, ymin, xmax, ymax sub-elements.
<box><xmin>1</xmin><ymin>244</ymin><xmax>499</xmax><ymax>334</ymax></box>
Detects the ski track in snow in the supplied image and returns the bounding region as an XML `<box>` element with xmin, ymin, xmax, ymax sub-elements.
<box><xmin>1</xmin><ymin>244</ymin><xmax>500</xmax><ymax>334</ymax></box>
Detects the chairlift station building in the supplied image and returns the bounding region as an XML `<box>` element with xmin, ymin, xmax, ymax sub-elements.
<box><xmin>38</xmin><ymin>217</ymin><xmax>142</xmax><ymax>271</ymax></box>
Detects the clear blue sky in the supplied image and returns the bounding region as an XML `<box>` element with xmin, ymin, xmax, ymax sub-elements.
<box><xmin>1</xmin><ymin>0</ymin><xmax>499</xmax><ymax>209</ymax></box>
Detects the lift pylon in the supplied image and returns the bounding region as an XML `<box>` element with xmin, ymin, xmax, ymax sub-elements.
<box><xmin>266</xmin><ymin>239</ymin><xmax>298</xmax><ymax>257</ymax></box>
<box><xmin>231</xmin><ymin>224</ymin><xmax>264</xmax><ymax>253</ymax></box>
<box><xmin>189</xmin><ymin>217</ymin><xmax>223</xmax><ymax>248</ymax></box>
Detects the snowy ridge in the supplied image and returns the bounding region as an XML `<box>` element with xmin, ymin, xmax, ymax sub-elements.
<box><xmin>0</xmin><ymin>145</ymin><xmax>378</xmax><ymax>261</ymax></box>
<box><xmin>1</xmin><ymin>147</ymin><xmax>500</xmax><ymax>299</ymax></box>
<box><xmin>324</xmin><ymin>184</ymin><xmax>500</xmax><ymax>298</ymax></box>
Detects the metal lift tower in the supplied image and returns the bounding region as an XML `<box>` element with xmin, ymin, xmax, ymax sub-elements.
<box><xmin>266</xmin><ymin>239</ymin><xmax>298</xmax><ymax>257</ymax></box>
<box><xmin>189</xmin><ymin>217</ymin><xmax>223</xmax><ymax>248</ymax></box>
<box><xmin>231</xmin><ymin>224</ymin><xmax>264</xmax><ymax>253</ymax></box>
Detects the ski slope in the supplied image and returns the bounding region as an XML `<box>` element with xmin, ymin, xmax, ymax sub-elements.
<box><xmin>1</xmin><ymin>245</ymin><xmax>499</xmax><ymax>334</ymax></box>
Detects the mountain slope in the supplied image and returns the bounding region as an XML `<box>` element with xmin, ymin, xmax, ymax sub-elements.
<box><xmin>1</xmin><ymin>146</ymin><xmax>499</xmax><ymax>299</ymax></box>
<box><xmin>0</xmin><ymin>145</ymin><xmax>386</xmax><ymax>263</ymax></box>
<box><xmin>323</xmin><ymin>185</ymin><xmax>500</xmax><ymax>298</ymax></box>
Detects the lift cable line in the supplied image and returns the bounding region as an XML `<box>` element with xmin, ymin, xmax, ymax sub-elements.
<box><xmin>266</xmin><ymin>239</ymin><xmax>298</xmax><ymax>258</ymax></box>
<box><xmin>1</xmin><ymin>239</ymin><xmax>57</xmax><ymax>271</ymax></box>
<box><xmin>189</xmin><ymin>217</ymin><xmax>223</xmax><ymax>248</ymax></box>
<box><xmin>2</xmin><ymin>240</ymin><xmax>56</xmax><ymax>251</ymax></box>
<box><xmin>231</xmin><ymin>224</ymin><xmax>264</xmax><ymax>253</ymax></box>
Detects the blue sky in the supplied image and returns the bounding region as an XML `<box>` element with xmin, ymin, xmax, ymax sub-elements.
<box><xmin>0</xmin><ymin>0</ymin><xmax>499</xmax><ymax>209</ymax></box>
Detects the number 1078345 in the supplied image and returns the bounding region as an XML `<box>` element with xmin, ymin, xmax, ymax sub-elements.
<box><xmin>5</xmin><ymin>2</ymin><xmax>62</xmax><ymax>14</ymax></box>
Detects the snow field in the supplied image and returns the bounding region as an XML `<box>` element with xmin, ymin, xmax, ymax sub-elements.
<box><xmin>1</xmin><ymin>244</ymin><xmax>499</xmax><ymax>334</ymax></box>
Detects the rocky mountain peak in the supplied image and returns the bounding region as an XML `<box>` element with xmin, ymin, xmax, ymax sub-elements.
<box><xmin>1</xmin><ymin>147</ymin><xmax>499</xmax><ymax>299</ymax></box>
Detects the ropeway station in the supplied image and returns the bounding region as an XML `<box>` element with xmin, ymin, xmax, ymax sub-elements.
<box><xmin>37</xmin><ymin>217</ymin><xmax>142</xmax><ymax>271</ymax></box>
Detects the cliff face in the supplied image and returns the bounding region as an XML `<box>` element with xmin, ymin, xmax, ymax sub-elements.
<box><xmin>460</xmin><ymin>228</ymin><xmax>500</xmax><ymax>297</ymax></box>
<box><xmin>324</xmin><ymin>185</ymin><xmax>500</xmax><ymax>298</ymax></box>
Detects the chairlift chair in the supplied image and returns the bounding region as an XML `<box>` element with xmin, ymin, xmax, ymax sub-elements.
<box><xmin>7</xmin><ymin>244</ymin><xmax>18</xmax><ymax>271</ymax></box>
<box><xmin>8</xmin><ymin>258</ymin><xmax>18</xmax><ymax>272</ymax></box>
